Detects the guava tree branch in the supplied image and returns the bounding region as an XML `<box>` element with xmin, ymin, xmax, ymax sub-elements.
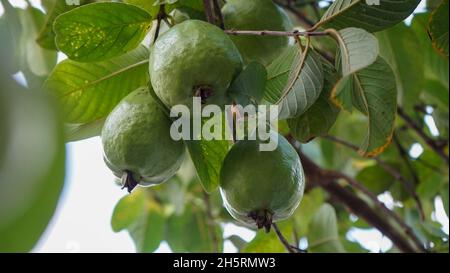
<box><xmin>203</xmin><ymin>191</ymin><xmax>220</xmax><ymax>253</ymax></box>
<box><xmin>397</xmin><ymin>107</ymin><xmax>449</xmax><ymax>165</ymax></box>
<box><xmin>323</xmin><ymin>135</ymin><xmax>425</xmax><ymax>221</ymax></box>
<box><xmin>212</xmin><ymin>0</ymin><xmax>225</xmax><ymax>29</ymax></box>
<box><xmin>287</xmin><ymin>137</ymin><xmax>425</xmax><ymax>252</ymax></box>
<box><xmin>224</xmin><ymin>29</ymin><xmax>328</xmax><ymax>37</ymax></box>
<box><xmin>392</xmin><ymin>134</ymin><xmax>425</xmax><ymax>220</ymax></box>
<box><xmin>203</xmin><ymin>0</ymin><xmax>215</xmax><ymax>24</ymax></box>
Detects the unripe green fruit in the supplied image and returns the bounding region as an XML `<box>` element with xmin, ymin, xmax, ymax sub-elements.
<box><xmin>219</xmin><ymin>131</ymin><xmax>305</xmax><ymax>231</ymax></box>
<box><xmin>222</xmin><ymin>0</ymin><xmax>293</xmax><ymax>66</ymax></box>
<box><xmin>101</xmin><ymin>88</ymin><xmax>185</xmax><ymax>192</ymax></box>
<box><xmin>149</xmin><ymin>20</ymin><xmax>243</xmax><ymax>108</ymax></box>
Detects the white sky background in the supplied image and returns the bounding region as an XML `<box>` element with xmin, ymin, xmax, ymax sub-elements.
<box><xmin>1</xmin><ymin>0</ymin><xmax>448</xmax><ymax>253</ymax></box>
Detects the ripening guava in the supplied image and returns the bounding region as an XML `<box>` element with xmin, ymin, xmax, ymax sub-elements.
<box><xmin>219</xmin><ymin>131</ymin><xmax>305</xmax><ymax>231</ymax></box>
<box><xmin>101</xmin><ymin>88</ymin><xmax>185</xmax><ymax>192</ymax></box>
<box><xmin>222</xmin><ymin>0</ymin><xmax>293</xmax><ymax>66</ymax></box>
<box><xmin>149</xmin><ymin>20</ymin><xmax>243</xmax><ymax>108</ymax></box>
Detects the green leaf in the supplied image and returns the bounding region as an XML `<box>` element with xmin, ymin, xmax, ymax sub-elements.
<box><xmin>307</xmin><ymin>203</ymin><xmax>346</xmax><ymax>253</ymax></box>
<box><xmin>19</xmin><ymin>7</ymin><xmax>58</xmax><ymax>76</ymax></box>
<box><xmin>243</xmin><ymin>221</ymin><xmax>294</xmax><ymax>253</ymax></box>
<box><xmin>264</xmin><ymin>46</ymin><xmax>324</xmax><ymax>119</ymax></box>
<box><xmin>332</xmin><ymin>57</ymin><xmax>397</xmax><ymax>157</ymax></box>
<box><xmin>376</xmin><ymin>22</ymin><xmax>425</xmax><ymax>112</ymax></box>
<box><xmin>111</xmin><ymin>189</ymin><xmax>165</xmax><ymax>252</ymax></box>
<box><xmin>288</xmin><ymin>58</ymin><xmax>340</xmax><ymax>142</ymax></box>
<box><xmin>428</xmin><ymin>0</ymin><xmax>449</xmax><ymax>57</ymax></box>
<box><xmin>292</xmin><ymin>188</ymin><xmax>325</xmax><ymax>236</ymax></box>
<box><xmin>318</xmin><ymin>0</ymin><xmax>421</xmax><ymax>32</ymax></box>
<box><xmin>65</xmin><ymin>119</ymin><xmax>105</xmax><ymax>142</ymax></box>
<box><xmin>228</xmin><ymin>62</ymin><xmax>267</xmax><ymax>106</ymax></box>
<box><xmin>124</xmin><ymin>0</ymin><xmax>161</xmax><ymax>17</ymax></box>
<box><xmin>412</xmin><ymin>13</ymin><xmax>449</xmax><ymax>88</ymax></box>
<box><xmin>331</xmin><ymin>28</ymin><xmax>379</xmax><ymax>77</ymax></box>
<box><xmin>186</xmin><ymin>132</ymin><xmax>230</xmax><ymax>193</ymax></box>
<box><xmin>166</xmin><ymin>205</ymin><xmax>222</xmax><ymax>252</ymax></box>
<box><xmin>356</xmin><ymin>164</ymin><xmax>396</xmax><ymax>194</ymax></box>
<box><xmin>54</xmin><ymin>2</ymin><xmax>152</xmax><ymax>62</ymax></box>
<box><xmin>44</xmin><ymin>46</ymin><xmax>149</xmax><ymax>123</ymax></box>
<box><xmin>37</xmin><ymin>0</ymin><xmax>92</xmax><ymax>50</ymax></box>
<box><xmin>0</xmin><ymin>76</ymin><xmax>65</xmax><ymax>252</ymax></box>
<box><xmin>422</xmin><ymin>80</ymin><xmax>449</xmax><ymax>113</ymax></box>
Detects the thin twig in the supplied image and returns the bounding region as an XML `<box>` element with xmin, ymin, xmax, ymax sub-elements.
<box><xmin>272</xmin><ymin>223</ymin><xmax>306</xmax><ymax>253</ymax></box>
<box><xmin>397</xmin><ymin>107</ymin><xmax>449</xmax><ymax>165</ymax></box>
<box><xmin>203</xmin><ymin>0</ymin><xmax>215</xmax><ymax>24</ymax></box>
<box><xmin>203</xmin><ymin>191</ymin><xmax>220</xmax><ymax>253</ymax></box>
<box><xmin>392</xmin><ymin>133</ymin><xmax>425</xmax><ymax>221</ymax></box>
<box><xmin>323</xmin><ymin>135</ymin><xmax>425</xmax><ymax>220</ymax></box>
<box><xmin>212</xmin><ymin>0</ymin><xmax>224</xmax><ymax>29</ymax></box>
<box><xmin>287</xmin><ymin>136</ymin><xmax>426</xmax><ymax>253</ymax></box>
<box><xmin>225</xmin><ymin>29</ymin><xmax>328</xmax><ymax>37</ymax></box>
<box><xmin>328</xmin><ymin>171</ymin><xmax>426</xmax><ymax>253</ymax></box>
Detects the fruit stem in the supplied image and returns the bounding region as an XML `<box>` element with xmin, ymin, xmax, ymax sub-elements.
<box><xmin>121</xmin><ymin>171</ymin><xmax>138</xmax><ymax>193</ymax></box>
<box><xmin>272</xmin><ymin>223</ymin><xmax>307</xmax><ymax>253</ymax></box>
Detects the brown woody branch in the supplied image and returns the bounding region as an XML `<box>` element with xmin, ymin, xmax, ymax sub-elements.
<box><xmin>397</xmin><ymin>107</ymin><xmax>449</xmax><ymax>165</ymax></box>
<box><xmin>286</xmin><ymin>136</ymin><xmax>426</xmax><ymax>252</ymax></box>
<box><xmin>323</xmin><ymin>135</ymin><xmax>425</xmax><ymax>221</ymax></box>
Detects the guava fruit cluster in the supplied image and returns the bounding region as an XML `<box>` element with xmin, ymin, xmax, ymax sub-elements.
<box><xmin>101</xmin><ymin>3</ymin><xmax>304</xmax><ymax>230</ymax></box>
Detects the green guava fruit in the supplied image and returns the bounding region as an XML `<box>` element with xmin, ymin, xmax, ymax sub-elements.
<box><xmin>149</xmin><ymin>20</ymin><xmax>243</xmax><ymax>108</ymax></box>
<box><xmin>219</xmin><ymin>131</ymin><xmax>305</xmax><ymax>231</ymax></box>
<box><xmin>102</xmin><ymin>88</ymin><xmax>185</xmax><ymax>192</ymax></box>
<box><xmin>222</xmin><ymin>0</ymin><xmax>293</xmax><ymax>66</ymax></box>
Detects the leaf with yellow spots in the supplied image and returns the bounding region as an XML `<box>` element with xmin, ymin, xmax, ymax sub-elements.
<box><xmin>54</xmin><ymin>2</ymin><xmax>152</xmax><ymax>62</ymax></box>
<box><xmin>331</xmin><ymin>57</ymin><xmax>397</xmax><ymax>157</ymax></box>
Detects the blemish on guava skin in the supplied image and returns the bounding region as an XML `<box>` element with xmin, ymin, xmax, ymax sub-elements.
<box><xmin>193</xmin><ymin>85</ymin><xmax>214</xmax><ymax>104</ymax></box>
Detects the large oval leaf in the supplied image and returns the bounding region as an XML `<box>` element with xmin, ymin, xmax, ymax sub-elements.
<box><xmin>264</xmin><ymin>46</ymin><xmax>324</xmax><ymax>120</ymax></box>
<box><xmin>317</xmin><ymin>0</ymin><xmax>421</xmax><ymax>33</ymax></box>
<box><xmin>288</xmin><ymin>58</ymin><xmax>340</xmax><ymax>143</ymax></box>
<box><xmin>308</xmin><ymin>204</ymin><xmax>346</xmax><ymax>253</ymax></box>
<box><xmin>111</xmin><ymin>189</ymin><xmax>165</xmax><ymax>253</ymax></box>
<box><xmin>332</xmin><ymin>57</ymin><xmax>397</xmax><ymax>157</ymax></box>
<box><xmin>428</xmin><ymin>0</ymin><xmax>449</xmax><ymax>57</ymax></box>
<box><xmin>44</xmin><ymin>46</ymin><xmax>149</xmax><ymax>123</ymax></box>
<box><xmin>54</xmin><ymin>2</ymin><xmax>152</xmax><ymax>62</ymax></box>
<box><xmin>376</xmin><ymin>23</ymin><xmax>424</xmax><ymax>112</ymax></box>
<box><xmin>329</xmin><ymin>27</ymin><xmax>379</xmax><ymax>77</ymax></box>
